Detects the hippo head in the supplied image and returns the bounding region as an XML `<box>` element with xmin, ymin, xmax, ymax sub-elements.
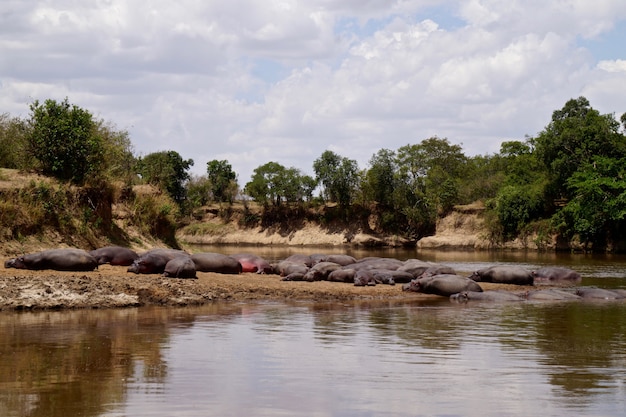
<box><xmin>127</xmin><ymin>261</ymin><xmax>141</xmax><ymax>274</ymax></box>
<box><xmin>4</xmin><ymin>257</ymin><xmax>25</xmax><ymax>269</ymax></box>
<box><xmin>450</xmin><ymin>292</ymin><xmax>470</xmax><ymax>303</ymax></box>
<box><xmin>468</xmin><ymin>271</ymin><xmax>482</xmax><ymax>281</ymax></box>
<box><xmin>402</xmin><ymin>279</ymin><xmax>422</xmax><ymax>292</ymax></box>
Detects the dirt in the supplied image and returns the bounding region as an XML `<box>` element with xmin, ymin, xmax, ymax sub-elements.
<box><xmin>0</xmin><ymin>262</ymin><xmax>531</xmax><ymax>311</ymax></box>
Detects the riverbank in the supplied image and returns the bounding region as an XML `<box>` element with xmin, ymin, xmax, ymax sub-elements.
<box><xmin>0</xmin><ymin>262</ymin><xmax>533</xmax><ymax>311</ymax></box>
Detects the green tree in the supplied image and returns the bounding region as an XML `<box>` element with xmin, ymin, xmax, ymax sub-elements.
<box><xmin>137</xmin><ymin>150</ymin><xmax>194</xmax><ymax>206</ymax></box>
<box><xmin>186</xmin><ymin>175</ymin><xmax>212</xmax><ymax>208</ymax></box>
<box><xmin>0</xmin><ymin>113</ymin><xmax>30</xmax><ymax>169</ymax></box>
<box><xmin>95</xmin><ymin>119</ymin><xmax>136</xmax><ymax>183</ymax></box>
<box><xmin>244</xmin><ymin>162</ymin><xmax>287</xmax><ymax>206</ymax></box>
<box><xmin>364</xmin><ymin>149</ymin><xmax>397</xmax><ymax>208</ymax></box>
<box><xmin>27</xmin><ymin>98</ymin><xmax>104</xmax><ymax>184</ymax></box>
<box><xmin>244</xmin><ymin>162</ymin><xmax>316</xmax><ymax>205</ymax></box>
<box><xmin>206</xmin><ymin>159</ymin><xmax>238</xmax><ymax>203</ymax></box>
<box><xmin>312</xmin><ymin>150</ymin><xmax>360</xmax><ymax>207</ymax></box>
<box><xmin>554</xmin><ymin>156</ymin><xmax>626</xmax><ymax>248</ymax></box>
<box><xmin>532</xmin><ymin>96</ymin><xmax>626</xmax><ymax>200</ymax></box>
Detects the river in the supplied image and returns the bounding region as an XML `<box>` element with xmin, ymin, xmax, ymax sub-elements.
<box><xmin>1</xmin><ymin>248</ymin><xmax>625</xmax><ymax>417</ymax></box>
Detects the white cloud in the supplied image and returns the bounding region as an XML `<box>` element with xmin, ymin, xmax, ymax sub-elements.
<box><xmin>1</xmin><ymin>0</ymin><xmax>626</xmax><ymax>183</ymax></box>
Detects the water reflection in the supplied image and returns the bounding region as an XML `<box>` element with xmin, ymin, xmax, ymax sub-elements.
<box><xmin>1</xmin><ymin>288</ymin><xmax>626</xmax><ymax>415</ymax></box>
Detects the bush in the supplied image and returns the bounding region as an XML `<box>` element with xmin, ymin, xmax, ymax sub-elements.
<box><xmin>27</xmin><ymin>98</ymin><xmax>104</xmax><ymax>185</ymax></box>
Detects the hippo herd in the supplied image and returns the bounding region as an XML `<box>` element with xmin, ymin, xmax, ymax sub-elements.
<box><xmin>3</xmin><ymin>246</ymin><xmax>625</xmax><ymax>303</ymax></box>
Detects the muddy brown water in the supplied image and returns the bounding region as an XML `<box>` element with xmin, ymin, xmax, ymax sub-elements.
<box><xmin>1</xmin><ymin>248</ymin><xmax>625</xmax><ymax>417</ymax></box>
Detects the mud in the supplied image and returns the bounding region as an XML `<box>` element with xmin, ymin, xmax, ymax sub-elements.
<box><xmin>0</xmin><ymin>263</ymin><xmax>529</xmax><ymax>311</ymax></box>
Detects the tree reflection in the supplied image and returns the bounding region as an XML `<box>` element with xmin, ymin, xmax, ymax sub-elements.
<box><xmin>0</xmin><ymin>307</ymin><xmax>195</xmax><ymax>417</ymax></box>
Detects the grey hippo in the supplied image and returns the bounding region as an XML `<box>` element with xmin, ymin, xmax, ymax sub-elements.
<box><xmin>191</xmin><ymin>252</ymin><xmax>242</xmax><ymax>274</ymax></box>
<box><xmin>163</xmin><ymin>256</ymin><xmax>197</xmax><ymax>279</ymax></box>
<box><xmin>576</xmin><ymin>287</ymin><xmax>625</xmax><ymax>300</ymax></box>
<box><xmin>450</xmin><ymin>290</ymin><xmax>523</xmax><ymax>303</ymax></box>
<box><xmin>4</xmin><ymin>248</ymin><xmax>98</xmax><ymax>271</ymax></box>
<box><xmin>89</xmin><ymin>246</ymin><xmax>138</xmax><ymax>266</ymax></box>
<box><xmin>127</xmin><ymin>249</ymin><xmax>189</xmax><ymax>274</ymax></box>
<box><xmin>531</xmin><ymin>266</ymin><xmax>581</xmax><ymax>283</ymax></box>
<box><xmin>403</xmin><ymin>274</ymin><xmax>483</xmax><ymax>297</ymax></box>
<box><xmin>469</xmin><ymin>265</ymin><xmax>534</xmax><ymax>286</ymax></box>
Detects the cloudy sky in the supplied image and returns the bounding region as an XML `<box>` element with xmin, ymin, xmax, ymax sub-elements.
<box><xmin>2</xmin><ymin>1</ymin><xmax>626</xmax><ymax>184</ymax></box>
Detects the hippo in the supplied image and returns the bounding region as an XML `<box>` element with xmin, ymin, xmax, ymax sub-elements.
<box><xmin>283</xmin><ymin>254</ymin><xmax>314</xmax><ymax>267</ymax></box>
<box><xmin>229</xmin><ymin>253</ymin><xmax>273</xmax><ymax>274</ymax></box>
<box><xmin>371</xmin><ymin>269</ymin><xmax>415</xmax><ymax>284</ymax></box>
<box><xmin>531</xmin><ymin>267</ymin><xmax>581</xmax><ymax>283</ymax></box>
<box><xmin>303</xmin><ymin>262</ymin><xmax>342</xmax><ymax>282</ymax></box>
<box><xmin>469</xmin><ymin>265</ymin><xmax>534</xmax><ymax>286</ymax></box>
<box><xmin>576</xmin><ymin>288</ymin><xmax>625</xmax><ymax>300</ymax></box>
<box><xmin>127</xmin><ymin>249</ymin><xmax>189</xmax><ymax>274</ymax></box>
<box><xmin>163</xmin><ymin>256</ymin><xmax>197</xmax><ymax>279</ymax></box>
<box><xmin>354</xmin><ymin>270</ymin><xmax>377</xmax><ymax>286</ymax></box>
<box><xmin>403</xmin><ymin>274</ymin><xmax>483</xmax><ymax>297</ymax></box>
<box><xmin>4</xmin><ymin>248</ymin><xmax>98</xmax><ymax>271</ymax></box>
<box><xmin>281</xmin><ymin>272</ymin><xmax>307</xmax><ymax>281</ymax></box>
<box><xmin>321</xmin><ymin>254</ymin><xmax>357</xmax><ymax>266</ymax></box>
<box><xmin>89</xmin><ymin>246</ymin><xmax>138</xmax><ymax>266</ymax></box>
<box><xmin>191</xmin><ymin>252</ymin><xmax>242</xmax><ymax>274</ymax></box>
<box><xmin>397</xmin><ymin>259</ymin><xmax>435</xmax><ymax>278</ymax></box>
<box><xmin>369</xmin><ymin>269</ymin><xmax>402</xmax><ymax>285</ymax></box>
<box><xmin>525</xmin><ymin>289</ymin><xmax>582</xmax><ymax>301</ymax></box>
<box><xmin>274</xmin><ymin>260</ymin><xmax>309</xmax><ymax>277</ymax></box>
<box><xmin>351</xmin><ymin>257</ymin><xmax>404</xmax><ymax>272</ymax></box>
<box><xmin>327</xmin><ymin>268</ymin><xmax>356</xmax><ymax>283</ymax></box>
<box><xmin>419</xmin><ymin>264</ymin><xmax>457</xmax><ymax>279</ymax></box>
<box><xmin>450</xmin><ymin>290</ymin><xmax>523</xmax><ymax>303</ymax></box>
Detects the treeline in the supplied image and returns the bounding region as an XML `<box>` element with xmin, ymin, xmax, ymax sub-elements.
<box><xmin>1</xmin><ymin>97</ymin><xmax>626</xmax><ymax>251</ymax></box>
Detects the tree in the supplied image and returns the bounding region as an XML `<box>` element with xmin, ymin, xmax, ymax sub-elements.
<box><xmin>0</xmin><ymin>113</ymin><xmax>30</xmax><ymax>169</ymax></box>
<box><xmin>137</xmin><ymin>151</ymin><xmax>194</xmax><ymax>206</ymax></box>
<box><xmin>313</xmin><ymin>150</ymin><xmax>360</xmax><ymax>207</ymax></box>
<box><xmin>206</xmin><ymin>159</ymin><xmax>238</xmax><ymax>203</ymax></box>
<box><xmin>554</xmin><ymin>156</ymin><xmax>626</xmax><ymax>248</ymax></box>
<box><xmin>532</xmin><ymin>96</ymin><xmax>626</xmax><ymax>200</ymax></box>
<box><xmin>364</xmin><ymin>149</ymin><xmax>397</xmax><ymax>208</ymax></box>
<box><xmin>95</xmin><ymin>119</ymin><xmax>136</xmax><ymax>183</ymax></box>
<box><xmin>244</xmin><ymin>162</ymin><xmax>316</xmax><ymax>205</ymax></box>
<box><xmin>27</xmin><ymin>98</ymin><xmax>104</xmax><ymax>184</ymax></box>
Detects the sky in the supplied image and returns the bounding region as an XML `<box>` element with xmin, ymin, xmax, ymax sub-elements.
<box><xmin>2</xmin><ymin>0</ymin><xmax>626</xmax><ymax>185</ymax></box>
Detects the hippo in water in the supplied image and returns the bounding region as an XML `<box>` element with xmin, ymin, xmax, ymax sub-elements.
<box><xmin>403</xmin><ymin>274</ymin><xmax>483</xmax><ymax>297</ymax></box>
<box><xmin>4</xmin><ymin>248</ymin><xmax>98</xmax><ymax>271</ymax></box>
<box><xmin>191</xmin><ymin>252</ymin><xmax>242</xmax><ymax>274</ymax></box>
<box><xmin>575</xmin><ymin>288</ymin><xmax>625</xmax><ymax>300</ymax></box>
<box><xmin>531</xmin><ymin>266</ymin><xmax>581</xmax><ymax>284</ymax></box>
<box><xmin>469</xmin><ymin>265</ymin><xmax>534</xmax><ymax>286</ymax></box>
<box><xmin>450</xmin><ymin>290</ymin><xmax>523</xmax><ymax>303</ymax></box>
<box><xmin>89</xmin><ymin>246</ymin><xmax>138</xmax><ymax>266</ymax></box>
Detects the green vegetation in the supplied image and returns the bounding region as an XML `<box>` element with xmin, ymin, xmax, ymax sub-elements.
<box><xmin>1</xmin><ymin>96</ymin><xmax>625</xmax><ymax>251</ymax></box>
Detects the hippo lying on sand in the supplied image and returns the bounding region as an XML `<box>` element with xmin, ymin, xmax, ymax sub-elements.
<box><xmin>191</xmin><ymin>252</ymin><xmax>242</xmax><ymax>274</ymax></box>
<box><xmin>403</xmin><ymin>274</ymin><xmax>483</xmax><ymax>297</ymax></box>
<box><xmin>229</xmin><ymin>253</ymin><xmax>273</xmax><ymax>274</ymax></box>
<box><xmin>163</xmin><ymin>256</ymin><xmax>197</xmax><ymax>279</ymax></box>
<box><xmin>5</xmin><ymin>248</ymin><xmax>98</xmax><ymax>271</ymax></box>
<box><xmin>89</xmin><ymin>246</ymin><xmax>138</xmax><ymax>266</ymax></box>
<box><xmin>469</xmin><ymin>265</ymin><xmax>534</xmax><ymax>286</ymax></box>
<box><xmin>127</xmin><ymin>249</ymin><xmax>189</xmax><ymax>274</ymax></box>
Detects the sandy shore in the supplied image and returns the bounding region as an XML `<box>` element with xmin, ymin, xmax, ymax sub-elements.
<box><xmin>0</xmin><ymin>263</ymin><xmax>530</xmax><ymax>311</ymax></box>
